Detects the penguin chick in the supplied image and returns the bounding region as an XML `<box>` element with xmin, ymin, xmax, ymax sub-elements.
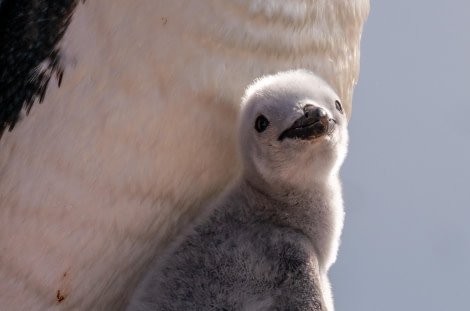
<box><xmin>126</xmin><ymin>70</ymin><xmax>349</xmax><ymax>311</ymax></box>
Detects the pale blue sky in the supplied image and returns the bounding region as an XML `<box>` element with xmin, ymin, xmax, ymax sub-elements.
<box><xmin>331</xmin><ymin>1</ymin><xmax>470</xmax><ymax>310</ymax></box>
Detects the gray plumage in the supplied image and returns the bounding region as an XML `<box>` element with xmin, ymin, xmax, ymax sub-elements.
<box><xmin>126</xmin><ymin>70</ymin><xmax>349</xmax><ymax>311</ymax></box>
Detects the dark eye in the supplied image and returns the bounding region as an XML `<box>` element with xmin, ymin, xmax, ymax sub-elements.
<box><xmin>335</xmin><ymin>100</ymin><xmax>343</xmax><ymax>114</ymax></box>
<box><xmin>255</xmin><ymin>115</ymin><xmax>270</xmax><ymax>133</ymax></box>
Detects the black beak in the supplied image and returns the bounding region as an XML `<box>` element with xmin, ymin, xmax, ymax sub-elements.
<box><xmin>278</xmin><ymin>105</ymin><xmax>335</xmax><ymax>141</ymax></box>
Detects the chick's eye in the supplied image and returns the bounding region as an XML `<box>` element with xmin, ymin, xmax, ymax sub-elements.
<box><xmin>335</xmin><ymin>100</ymin><xmax>343</xmax><ymax>114</ymax></box>
<box><xmin>255</xmin><ymin>115</ymin><xmax>269</xmax><ymax>133</ymax></box>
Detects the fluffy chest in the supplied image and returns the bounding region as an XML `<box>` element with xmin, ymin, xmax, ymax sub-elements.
<box><xmin>275</xmin><ymin>186</ymin><xmax>345</xmax><ymax>271</ymax></box>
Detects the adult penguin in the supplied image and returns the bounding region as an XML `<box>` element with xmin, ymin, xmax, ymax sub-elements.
<box><xmin>0</xmin><ymin>1</ymin><xmax>369</xmax><ymax>310</ymax></box>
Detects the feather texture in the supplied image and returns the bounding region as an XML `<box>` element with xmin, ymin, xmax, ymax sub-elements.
<box><xmin>0</xmin><ymin>1</ymin><xmax>369</xmax><ymax>310</ymax></box>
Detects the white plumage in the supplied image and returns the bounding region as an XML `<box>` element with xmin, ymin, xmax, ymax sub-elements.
<box><xmin>0</xmin><ymin>1</ymin><xmax>369</xmax><ymax>310</ymax></box>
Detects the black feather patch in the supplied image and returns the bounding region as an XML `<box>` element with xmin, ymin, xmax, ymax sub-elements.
<box><xmin>0</xmin><ymin>0</ymin><xmax>79</xmax><ymax>138</ymax></box>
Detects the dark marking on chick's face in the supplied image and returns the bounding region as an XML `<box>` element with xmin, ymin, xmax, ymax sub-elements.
<box><xmin>255</xmin><ymin>115</ymin><xmax>270</xmax><ymax>133</ymax></box>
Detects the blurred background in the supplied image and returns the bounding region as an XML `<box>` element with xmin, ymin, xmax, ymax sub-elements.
<box><xmin>331</xmin><ymin>1</ymin><xmax>470</xmax><ymax>310</ymax></box>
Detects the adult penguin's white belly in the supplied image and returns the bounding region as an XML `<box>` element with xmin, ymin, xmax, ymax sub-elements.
<box><xmin>0</xmin><ymin>1</ymin><xmax>369</xmax><ymax>310</ymax></box>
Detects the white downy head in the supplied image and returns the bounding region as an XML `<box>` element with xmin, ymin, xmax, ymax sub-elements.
<box><xmin>239</xmin><ymin>70</ymin><xmax>349</xmax><ymax>193</ymax></box>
